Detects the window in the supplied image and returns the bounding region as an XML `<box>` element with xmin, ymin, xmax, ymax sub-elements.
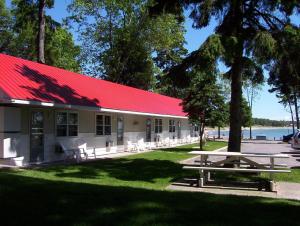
<box><xmin>56</xmin><ymin>112</ymin><xmax>78</xmax><ymax>137</ymax></box>
<box><xmin>96</xmin><ymin>115</ymin><xmax>111</xmax><ymax>135</ymax></box>
<box><xmin>169</xmin><ymin>120</ymin><xmax>176</xmax><ymax>133</ymax></box>
<box><xmin>154</xmin><ymin>119</ymin><xmax>163</xmax><ymax>133</ymax></box>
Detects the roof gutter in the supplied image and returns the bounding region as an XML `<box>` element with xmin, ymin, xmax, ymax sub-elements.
<box><xmin>2</xmin><ymin>99</ymin><xmax>188</xmax><ymax>119</ymax></box>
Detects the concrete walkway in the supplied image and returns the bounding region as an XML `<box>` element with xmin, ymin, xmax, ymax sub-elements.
<box><xmin>241</xmin><ymin>141</ymin><xmax>300</xmax><ymax>168</ymax></box>
<box><xmin>167</xmin><ymin>182</ymin><xmax>300</xmax><ymax>201</ymax></box>
<box><xmin>0</xmin><ymin>149</ymin><xmax>156</xmax><ymax>169</ymax></box>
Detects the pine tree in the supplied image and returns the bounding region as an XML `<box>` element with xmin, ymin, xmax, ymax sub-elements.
<box><xmin>149</xmin><ymin>0</ymin><xmax>299</xmax><ymax>152</ymax></box>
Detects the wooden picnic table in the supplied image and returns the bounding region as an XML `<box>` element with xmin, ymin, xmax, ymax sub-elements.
<box><xmin>185</xmin><ymin>151</ymin><xmax>290</xmax><ymax>191</ymax></box>
<box><xmin>189</xmin><ymin>151</ymin><xmax>289</xmax><ymax>170</ymax></box>
<box><xmin>189</xmin><ymin>151</ymin><xmax>289</xmax><ymax>168</ymax></box>
<box><xmin>190</xmin><ymin>150</ymin><xmax>289</xmax><ymax>158</ymax></box>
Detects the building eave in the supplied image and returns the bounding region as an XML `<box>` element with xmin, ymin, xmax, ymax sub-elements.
<box><xmin>1</xmin><ymin>99</ymin><xmax>188</xmax><ymax>119</ymax></box>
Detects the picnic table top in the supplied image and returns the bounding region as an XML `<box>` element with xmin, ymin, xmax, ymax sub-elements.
<box><xmin>189</xmin><ymin>151</ymin><xmax>290</xmax><ymax>158</ymax></box>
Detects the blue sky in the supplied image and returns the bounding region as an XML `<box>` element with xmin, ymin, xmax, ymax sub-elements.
<box><xmin>6</xmin><ymin>0</ymin><xmax>294</xmax><ymax>120</ymax></box>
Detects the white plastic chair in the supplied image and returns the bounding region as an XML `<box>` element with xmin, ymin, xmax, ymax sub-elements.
<box><xmin>58</xmin><ymin>139</ymin><xmax>87</xmax><ymax>163</ymax></box>
<box><xmin>162</xmin><ymin>137</ymin><xmax>170</xmax><ymax>147</ymax></box>
<box><xmin>137</xmin><ymin>140</ymin><xmax>149</xmax><ymax>152</ymax></box>
<box><xmin>145</xmin><ymin>141</ymin><xmax>155</xmax><ymax>149</ymax></box>
<box><xmin>126</xmin><ymin>140</ymin><xmax>138</xmax><ymax>152</ymax></box>
<box><xmin>170</xmin><ymin>138</ymin><xmax>177</xmax><ymax>146</ymax></box>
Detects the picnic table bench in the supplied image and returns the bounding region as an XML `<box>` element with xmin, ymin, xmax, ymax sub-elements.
<box><xmin>183</xmin><ymin>151</ymin><xmax>291</xmax><ymax>191</ymax></box>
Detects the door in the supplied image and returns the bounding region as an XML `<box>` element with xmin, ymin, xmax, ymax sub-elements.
<box><xmin>117</xmin><ymin>116</ymin><xmax>124</xmax><ymax>145</ymax></box>
<box><xmin>30</xmin><ymin>111</ymin><xmax>44</xmax><ymax>162</ymax></box>
<box><xmin>146</xmin><ymin>119</ymin><xmax>151</xmax><ymax>142</ymax></box>
<box><xmin>177</xmin><ymin>121</ymin><xmax>181</xmax><ymax>139</ymax></box>
<box><xmin>190</xmin><ymin>125</ymin><xmax>194</xmax><ymax>137</ymax></box>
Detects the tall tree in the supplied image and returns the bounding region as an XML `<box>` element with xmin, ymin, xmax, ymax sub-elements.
<box><xmin>243</xmin><ymin>81</ymin><xmax>262</xmax><ymax>139</ymax></box>
<box><xmin>46</xmin><ymin>27</ymin><xmax>81</xmax><ymax>72</ymax></box>
<box><xmin>241</xmin><ymin>97</ymin><xmax>252</xmax><ymax>129</ymax></box>
<box><xmin>268</xmin><ymin>25</ymin><xmax>300</xmax><ymax>130</ymax></box>
<box><xmin>67</xmin><ymin>0</ymin><xmax>186</xmax><ymax>90</ymax></box>
<box><xmin>277</xmin><ymin>94</ymin><xmax>295</xmax><ymax>134</ymax></box>
<box><xmin>150</xmin><ymin>0</ymin><xmax>299</xmax><ymax>152</ymax></box>
<box><xmin>9</xmin><ymin>0</ymin><xmax>80</xmax><ymax>72</ymax></box>
<box><xmin>0</xmin><ymin>0</ymin><xmax>14</xmax><ymax>53</ymax></box>
<box><xmin>37</xmin><ymin>0</ymin><xmax>46</xmax><ymax>63</ymax></box>
<box><xmin>241</xmin><ymin>61</ymin><xmax>264</xmax><ymax>139</ymax></box>
<box><xmin>182</xmin><ymin>70</ymin><xmax>227</xmax><ymax>150</ymax></box>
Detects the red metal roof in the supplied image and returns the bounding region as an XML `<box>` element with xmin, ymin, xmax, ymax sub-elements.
<box><xmin>0</xmin><ymin>54</ymin><xmax>186</xmax><ymax>117</ymax></box>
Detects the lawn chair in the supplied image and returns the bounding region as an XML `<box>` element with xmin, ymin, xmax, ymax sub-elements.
<box><xmin>186</xmin><ymin>135</ymin><xmax>191</xmax><ymax>143</ymax></box>
<box><xmin>145</xmin><ymin>141</ymin><xmax>155</xmax><ymax>150</ymax></box>
<box><xmin>170</xmin><ymin>137</ymin><xmax>177</xmax><ymax>147</ymax></box>
<box><xmin>125</xmin><ymin>140</ymin><xmax>138</xmax><ymax>152</ymax></box>
<box><xmin>137</xmin><ymin>139</ymin><xmax>149</xmax><ymax>152</ymax></box>
<box><xmin>154</xmin><ymin>135</ymin><xmax>163</xmax><ymax>147</ymax></box>
<box><xmin>58</xmin><ymin>139</ymin><xmax>88</xmax><ymax>163</ymax></box>
<box><xmin>162</xmin><ymin>137</ymin><xmax>170</xmax><ymax>147</ymax></box>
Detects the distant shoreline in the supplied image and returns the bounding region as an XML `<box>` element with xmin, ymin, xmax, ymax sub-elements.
<box><xmin>206</xmin><ymin>126</ymin><xmax>293</xmax><ymax>132</ymax></box>
<box><xmin>206</xmin><ymin>126</ymin><xmax>293</xmax><ymax>140</ymax></box>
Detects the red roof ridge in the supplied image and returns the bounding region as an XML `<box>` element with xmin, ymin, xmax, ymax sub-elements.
<box><xmin>0</xmin><ymin>53</ymin><xmax>181</xmax><ymax>102</ymax></box>
<box><xmin>0</xmin><ymin>53</ymin><xmax>185</xmax><ymax>117</ymax></box>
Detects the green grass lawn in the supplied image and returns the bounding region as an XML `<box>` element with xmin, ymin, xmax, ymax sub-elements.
<box><xmin>262</xmin><ymin>168</ymin><xmax>300</xmax><ymax>183</ymax></box>
<box><xmin>3</xmin><ymin>142</ymin><xmax>226</xmax><ymax>190</ymax></box>
<box><xmin>1</xmin><ymin>141</ymin><xmax>300</xmax><ymax>226</ymax></box>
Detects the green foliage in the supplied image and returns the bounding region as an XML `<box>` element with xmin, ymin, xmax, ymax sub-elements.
<box><xmin>252</xmin><ymin>118</ymin><xmax>290</xmax><ymax>127</ymax></box>
<box><xmin>0</xmin><ymin>0</ymin><xmax>14</xmax><ymax>53</ymax></box>
<box><xmin>149</xmin><ymin>0</ymin><xmax>299</xmax><ymax>151</ymax></box>
<box><xmin>10</xmin><ymin>0</ymin><xmax>55</xmax><ymax>60</ymax></box>
<box><xmin>182</xmin><ymin>71</ymin><xmax>227</xmax><ymax>128</ymax></box>
<box><xmin>268</xmin><ymin>25</ymin><xmax>300</xmax><ymax>126</ymax></box>
<box><xmin>268</xmin><ymin>25</ymin><xmax>300</xmax><ymax>94</ymax></box>
<box><xmin>241</xmin><ymin>98</ymin><xmax>252</xmax><ymax>128</ymax></box>
<box><xmin>68</xmin><ymin>0</ymin><xmax>186</xmax><ymax>90</ymax></box>
<box><xmin>103</xmin><ymin>34</ymin><xmax>155</xmax><ymax>90</ymax></box>
<box><xmin>46</xmin><ymin>28</ymin><xmax>81</xmax><ymax>72</ymax></box>
<box><xmin>251</xmin><ymin>31</ymin><xmax>277</xmax><ymax>64</ymax></box>
<box><xmin>1</xmin><ymin>0</ymin><xmax>80</xmax><ymax>72</ymax></box>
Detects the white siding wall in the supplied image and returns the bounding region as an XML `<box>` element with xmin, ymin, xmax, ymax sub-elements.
<box><xmin>0</xmin><ymin>107</ymin><xmax>22</xmax><ymax>158</ymax></box>
<box><xmin>0</xmin><ymin>106</ymin><xmax>194</xmax><ymax>165</ymax></box>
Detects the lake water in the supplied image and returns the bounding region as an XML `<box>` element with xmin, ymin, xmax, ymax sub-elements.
<box><xmin>208</xmin><ymin>127</ymin><xmax>294</xmax><ymax>140</ymax></box>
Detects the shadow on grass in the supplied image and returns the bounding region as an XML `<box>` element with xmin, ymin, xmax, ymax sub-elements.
<box><xmin>0</xmin><ymin>172</ymin><xmax>299</xmax><ymax>226</ymax></box>
<box><xmin>37</xmin><ymin>158</ymin><xmax>186</xmax><ymax>183</ymax></box>
<box><xmin>158</xmin><ymin>144</ymin><xmax>199</xmax><ymax>153</ymax></box>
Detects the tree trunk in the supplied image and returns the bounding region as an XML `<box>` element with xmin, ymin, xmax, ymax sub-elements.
<box><xmin>288</xmin><ymin>99</ymin><xmax>295</xmax><ymax>134</ymax></box>
<box><xmin>199</xmin><ymin>122</ymin><xmax>205</xmax><ymax>151</ymax></box>
<box><xmin>228</xmin><ymin>57</ymin><xmax>243</xmax><ymax>152</ymax></box>
<box><xmin>218</xmin><ymin>126</ymin><xmax>221</xmax><ymax>139</ymax></box>
<box><xmin>38</xmin><ymin>0</ymin><xmax>46</xmax><ymax>64</ymax></box>
<box><xmin>199</xmin><ymin>131</ymin><xmax>203</xmax><ymax>150</ymax></box>
<box><xmin>294</xmin><ymin>92</ymin><xmax>299</xmax><ymax>129</ymax></box>
<box><xmin>227</xmin><ymin>0</ymin><xmax>243</xmax><ymax>153</ymax></box>
<box><xmin>108</xmin><ymin>4</ymin><xmax>113</xmax><ymax>49</ymax></box>
<box><xmin>249</xmin><ymin>87</ymin><xmax>253</xmax><ymax>139</ymax></box>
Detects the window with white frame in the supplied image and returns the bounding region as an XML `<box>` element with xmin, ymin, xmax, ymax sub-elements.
<box><xmin>154</xmin><ymin>119</ymin><xmax>163</xmax><ymax>133</ymax></box>
<box><xmin>56</xmin><ymin>112</ymin><xmax>78</xmax><ymax>137</ymax></box>
<box><xmin>96</xmin><ymin>115</ymin><xmax>111</xmax><ymax>136</ymax></box>
<box><xmin>169</xmin><ymin>120</ymin><xmax>176</xmax><ymax>133</ymax></box>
